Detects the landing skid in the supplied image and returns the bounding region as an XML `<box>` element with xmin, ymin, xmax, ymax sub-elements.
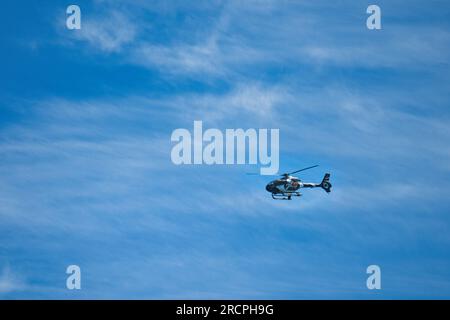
<box><xmin>271</xmin><ymin>192</ymin><xmax>302</xmax><ymax>200</ymax></box>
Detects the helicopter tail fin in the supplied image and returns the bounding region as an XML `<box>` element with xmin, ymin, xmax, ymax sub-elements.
<box><xmin>320</xmin><ymin>173</ymin><xmax>332</xmax><ymax>193</ymax></box>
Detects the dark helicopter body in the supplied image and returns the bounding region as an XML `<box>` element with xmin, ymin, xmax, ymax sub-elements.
<box><xmin>264</xmin><ymin>165</ymin><xmax>332</xmax><ymax>200</ymax></box>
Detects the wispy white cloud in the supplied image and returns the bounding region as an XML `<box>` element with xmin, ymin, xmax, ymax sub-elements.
<box><xmin>72</xmin><ymin>10</ymin><xmax>137</xmax><ymax>53</ymax></box>
<box><xmin>0</xmin><ymin>266</ymin><xmax>25</xmax><ymax>294</ymax></box>
<box><xmin>58</xmin><ymin>1</ymin><xmax>450</xmax><ymax>77</ymax></box>
<box><xmin>132</xmin><ymin>38</ymin><xmax>221</xmax><ymax>75</ymax></box>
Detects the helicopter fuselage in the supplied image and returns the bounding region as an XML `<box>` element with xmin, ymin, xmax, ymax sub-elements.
<box><xmin>265</xmin><ymin>176</ymin><xmax>302</xmax><ymax>194</ymax></box>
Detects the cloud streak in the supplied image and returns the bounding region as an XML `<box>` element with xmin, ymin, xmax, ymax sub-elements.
<box><xmin>0</xmin><ymin>266</ymin><xmax>26</xmax><ymax>294</ymax></box>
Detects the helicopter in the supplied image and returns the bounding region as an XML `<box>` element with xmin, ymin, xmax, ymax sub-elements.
<box><xmin>264</xmin><ymin>165</ymin><xmax>332</xmax><ymax>200</ymax></box>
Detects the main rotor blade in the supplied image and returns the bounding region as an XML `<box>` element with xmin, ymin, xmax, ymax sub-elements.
<box><xmin>287</xmin><ymin>165</ymin><xmax>319</xmax><ymax>175</ymax></box>
<box><xmin>246</xmin><ymin>173</ymin><xmax>279</xmax><ymax>176</ymax></box>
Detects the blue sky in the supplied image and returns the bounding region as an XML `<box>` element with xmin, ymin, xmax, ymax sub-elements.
<box><xmin>1</xmin><ymin>0</ymin><xmax>450</xmax><ymax>299</ymax></box>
